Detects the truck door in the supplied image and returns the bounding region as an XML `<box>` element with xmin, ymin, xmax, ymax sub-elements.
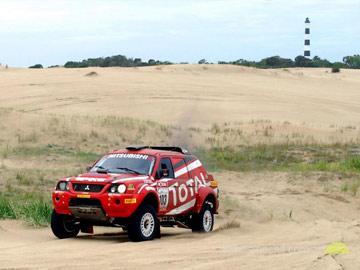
<box><xmin>167</xmin><ymin>158</ymin><xmax>196</xmax><ymax>215</ymax></box>
<box><xmin>156</xmin><ymin>157</ymin><xmax>175</xmax><ymax>214</ymax></box>
<box><xmin>156</xmin><ymin>157</ymin><xmax>196</xmax><ymax>215</ymax></box>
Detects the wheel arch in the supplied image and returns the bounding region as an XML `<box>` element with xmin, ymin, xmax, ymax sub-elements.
<box><xmin>194</xmin><ymin>187</ymin><xmax>218</xmax><ymax>214</ymax></box>
<box><xmin>139</xmin><ymin>191</ymin><xmax>159</xmax><ymax>213</ymax></box>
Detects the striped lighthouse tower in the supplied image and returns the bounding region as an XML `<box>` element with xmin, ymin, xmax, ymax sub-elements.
<box><xmin>304</xmin><ymin>17</ymin><xmax>311</xmax><ymax>58</ymax></box>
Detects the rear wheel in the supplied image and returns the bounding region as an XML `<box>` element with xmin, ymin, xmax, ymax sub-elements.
<box><xmin>191</xmin><ymin>203</ymin><xmax>214</xmax><ymax>233</ymax></box>
<box><xmin>51</xmin><ymin>210</ymin><xmax>80</xmax><ymax>239</ymax></box>
<box><xmin>127</xmin><ymin>205</ymin><xmax>158</xmax><ymax>242</ymax></box>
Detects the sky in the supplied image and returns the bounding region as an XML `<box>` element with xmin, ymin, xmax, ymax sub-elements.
<box><xmin>0</xmin><ymin>0</ymin><xmax>359</xmax><ymax>67</ymax></box>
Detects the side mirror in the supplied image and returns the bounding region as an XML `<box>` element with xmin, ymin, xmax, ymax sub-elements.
<box><xmin>86</xmin><ymin>166</ymin><xmax>91</xmax><ymax>172</ymax></box>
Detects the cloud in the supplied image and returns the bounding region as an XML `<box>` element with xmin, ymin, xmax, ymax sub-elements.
<box><xmin>0</xmin><ymin>0</ymin><xmax>358</xmax><ymax>66</ymax></box>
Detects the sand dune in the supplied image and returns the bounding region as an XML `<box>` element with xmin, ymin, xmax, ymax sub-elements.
<box><xmin>1</xmin><ymin>65</ymin><xmax>360</xmax><ymax>128</ymax></box>
<box><xmin>1</xmin><ymin>65</ymin><xmax>360</xmax><ymax>269</ymax></box>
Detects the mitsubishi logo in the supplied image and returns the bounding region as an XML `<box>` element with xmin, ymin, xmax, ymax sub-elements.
<box><xmin>84</xmin><ymin>185</ymin><xmax>90</xmax><ymax>191</ymax></box>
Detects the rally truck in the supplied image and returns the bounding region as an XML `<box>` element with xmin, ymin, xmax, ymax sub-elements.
<box><xmin>51</xmin><ymin>145</ymin><xmax>219</xmax><ymax>241</ymax></box>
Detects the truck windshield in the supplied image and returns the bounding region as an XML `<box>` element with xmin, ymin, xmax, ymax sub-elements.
<box><xmin>90</xmin><ymin>153</ymin><xmax>156</xmax><ymax>175</ymax></box>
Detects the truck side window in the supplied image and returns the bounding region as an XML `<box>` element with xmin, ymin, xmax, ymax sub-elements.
<box><xmin>157</xmin><ymin>158</ymin><xmax>174</xmax><ymax>179</ymax></box>
<box><xmin>171</xmin><ymin>158</ymin><xmax>189</xmax><ymax>178</ymax></box>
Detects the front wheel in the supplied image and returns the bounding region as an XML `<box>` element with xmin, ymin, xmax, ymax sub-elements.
<box><xmin>192</xmin><ymin>203</ymin><xmax>214</xmax><ymax>233</ymax></box>
<box><xmin>51</xmin><ymin>210</ymin><xmax>80</xmax><ymax>239</ymax></box>
<box><xmin>127</xmin><ymin>205</ymin><xmax>159</xmax><ymax>242</ymax></box>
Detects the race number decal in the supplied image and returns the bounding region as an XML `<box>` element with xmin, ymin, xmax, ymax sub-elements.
<box><xmin>157</xmin><ymin>187</ymin><xmax>169</xmax><ymax>209</ymax></box>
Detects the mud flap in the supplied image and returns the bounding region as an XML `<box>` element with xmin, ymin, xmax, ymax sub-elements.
<box><xmin>155</xmin><ymin>221</ymin><xmax>161</xmax><ymax>239</ymax></box>
<box><xmin>81</xmin><ymin>225</ymin><xmax>94</xmax><ymax>234</ymax></box>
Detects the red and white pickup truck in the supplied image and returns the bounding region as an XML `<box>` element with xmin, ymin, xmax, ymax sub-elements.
<box><xmin>51</xmin><ymin>145</ymin><xmax>219</xmax><ymax>241</ymax></box>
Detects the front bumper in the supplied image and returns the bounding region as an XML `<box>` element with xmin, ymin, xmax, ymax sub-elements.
<box><xmin>53</xmin><ymin>190</ymin><xmax>142</xmax><ymax>219</ymax></box>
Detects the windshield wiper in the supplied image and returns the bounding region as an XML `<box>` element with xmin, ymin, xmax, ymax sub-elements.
<box><xmin>116</xmin><ymin>167</ymin><xmax>143</xmax><ymax>175</ymax></box>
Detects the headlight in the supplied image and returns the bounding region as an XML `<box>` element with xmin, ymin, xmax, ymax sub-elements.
<box><xmin>58</xmin><ymin>181</ymin><xmax>69</xmax><ymax>191</ymax></box>
<box><xmin>110</xmin><ymin>185</ymin><xmax>117</xmax><ymax>193</ymax></box>
<box><xmin>59</xmin><ymin>182</ymin><xmax>66</xmax><ymax>190</ymax></box>
<box><xmin>117</xmin><ymin>184</ymin><xmax>126</xmax><ymax>193</ymax></box>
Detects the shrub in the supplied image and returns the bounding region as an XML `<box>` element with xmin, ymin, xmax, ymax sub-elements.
<box><xmin>198</xmin><ymin>59</ymin><xmax>207</xmax><ymax>64</ymax></box>
<box><xmin>295</xmin><ymin>56</ymin><xmax>314</xmax><ymax>67</ymax></box>
<box><xmin>262</xmin><ymin>56</ymin><xmax>294</xmax><ymax>68</ymax></box>
<box><xmin>28</xmin><ymin>64</ymin><xmax>43</xmax><ymax>69</ymax></box>
<box><xmin>332</xmin><ymin>66</ymin><xmax>340</xmax><ymax>73</ymax></box>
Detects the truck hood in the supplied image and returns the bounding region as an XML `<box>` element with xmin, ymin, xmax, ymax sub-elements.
<box><xmin>68</xmin><ymin>173</ymin><xmax>151</xmax><ymax>184</ymax></box>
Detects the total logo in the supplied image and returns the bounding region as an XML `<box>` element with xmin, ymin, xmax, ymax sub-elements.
<box><xmin>168</xmin><ymin>173</ymin><xmax>209</xmax><ymax>206</ymax></box>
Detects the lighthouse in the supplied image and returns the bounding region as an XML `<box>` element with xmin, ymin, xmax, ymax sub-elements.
<box><xmin>304</xmin><ymin>17</ymin><xmax>311</xmax><ymax>58</ymax></box>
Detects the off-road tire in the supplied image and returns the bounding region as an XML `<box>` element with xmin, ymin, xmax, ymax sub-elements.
<box><xmin>51</xmin><ymin>210</ymin><xmax>80</xmax><ymax>239</ymax></box>
<box><xmin>191</xmin><ymin>203</ymin><xmax>214</xmax><ymax>233</ymax></box>
<box><xmin>127</xmin><ymin>205</ymin><xmax>159</xmax><ymax>242</ymax></box>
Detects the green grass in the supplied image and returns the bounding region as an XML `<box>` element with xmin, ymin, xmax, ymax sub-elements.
<box><xmin>290</xmin><ymin>159</ymin><xmax>360</xmax><ymax>173</ymax></box>
<box><xmin>196</xmin><ymin>145</ymin><xmax>300</xmax><ymax>172</ymax></box>
<box><xmin>341</xmin><ymin>180</ymin><xmax>360</xmax><ymax>196</ymax></box>
<box><xmin>0</xmin><ymin>193</ymin><xmax>52</xmax><ymax>227</ymax></box>
<box><xmin>195</xmin><ymin>144</ymin><xmax>360</xmax><ymax>173</ymax></box>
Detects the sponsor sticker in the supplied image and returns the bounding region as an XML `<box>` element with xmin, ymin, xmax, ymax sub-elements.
<box><xmin>128</xmin><ymin>184</ymin><xmax>135</xmax><ymax>190</ymax></box>
<box><xmin>108</xmin><ymin>154</ymin><xmax>149</xmax><ymax>160</ymax></box>
<box><xmin>158</xmin><ymin>182</ymin><xmax>168</xmax><ymax>187</ymax></box>
<box><xmin>124</xmin><ymin>198</ymin><xmax>137</xmax><ymax>204</ymax></box>
<box><xmin>77</xmin><ymin>194</ymin><xmax>91</xmax><ymax>198</ymax></box>
<box><xmin>157</xmin><ymin>187</ymin><xmax>169</xmax><ymax>208</ymax></box>
<box><xmin>75</xmin><ymin>177</ymin><xmax>106</xmax><ymax>182</ymax></box>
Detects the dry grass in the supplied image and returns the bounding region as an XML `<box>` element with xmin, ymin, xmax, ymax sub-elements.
<box><xmin>1</xmin><ymin>66</ymin><xmax>360</xmax><ymax>226</ymax></box>
<box><xmin>85</xmin><ymin>71</ymin><xmax>99</xmax><ymax>77</ymax></box>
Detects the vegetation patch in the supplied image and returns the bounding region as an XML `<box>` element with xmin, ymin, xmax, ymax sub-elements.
<box><xmin>0</xmin><ymin>109</ymin><xmax>359</xmax><ymax>226</ymax></box>
<box><xmin>64</xmin><ymin>55</ymin><xmax>172</xmax><ymax>68</ymax></box>
<box><xmin>85</xmin><ymin>71</ymin><xmax>99</xmax><ymax>77</ymax></box>
<box><xmin>28</xmin><ymin>64</ymin><xmax>43</xmax><ymax>69</ymax></box>
<box><xmin>0</xmin><ymin>193</ymin><xmax>52</xmax><ymax>227</ymax></box>
<box><xmin>196</xmin><ymin>144</ymin><xmax>360</xmax><ymax>173</ymax></box>
<box><xmin>218</xmin><ymin>54</ymin><xmax>360</xmax><ymax>69</ymax></box>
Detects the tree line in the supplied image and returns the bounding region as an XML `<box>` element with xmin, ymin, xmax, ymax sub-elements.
<box><xmin>26</xmin><ymin>54</ymin><xmax>360</xmax><ymax>70</ymax></box>
<box><xmin>63</xmin><ymin>55</ymin><xmax>172</xmax><ymax>68</ymax></box>
<box><xmin>217</xmin><ymin>55</ymin><xmax>360</xmax><ymax>70</ymax></box>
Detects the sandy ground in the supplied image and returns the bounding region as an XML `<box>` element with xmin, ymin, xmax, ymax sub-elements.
<box><xmin>1</xmin><ymin>65</ymin><xmax>360</xmax><ymax>269</ymax></box>
<box><xmin>1</xmin><ymin>171</ymin><xmax>360</xmax><ymax>270</ymax></box>
<box><xmin>1</xmin><ymin>65</ymin><xmax>360</xmax><ymax>128</ymax></box>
